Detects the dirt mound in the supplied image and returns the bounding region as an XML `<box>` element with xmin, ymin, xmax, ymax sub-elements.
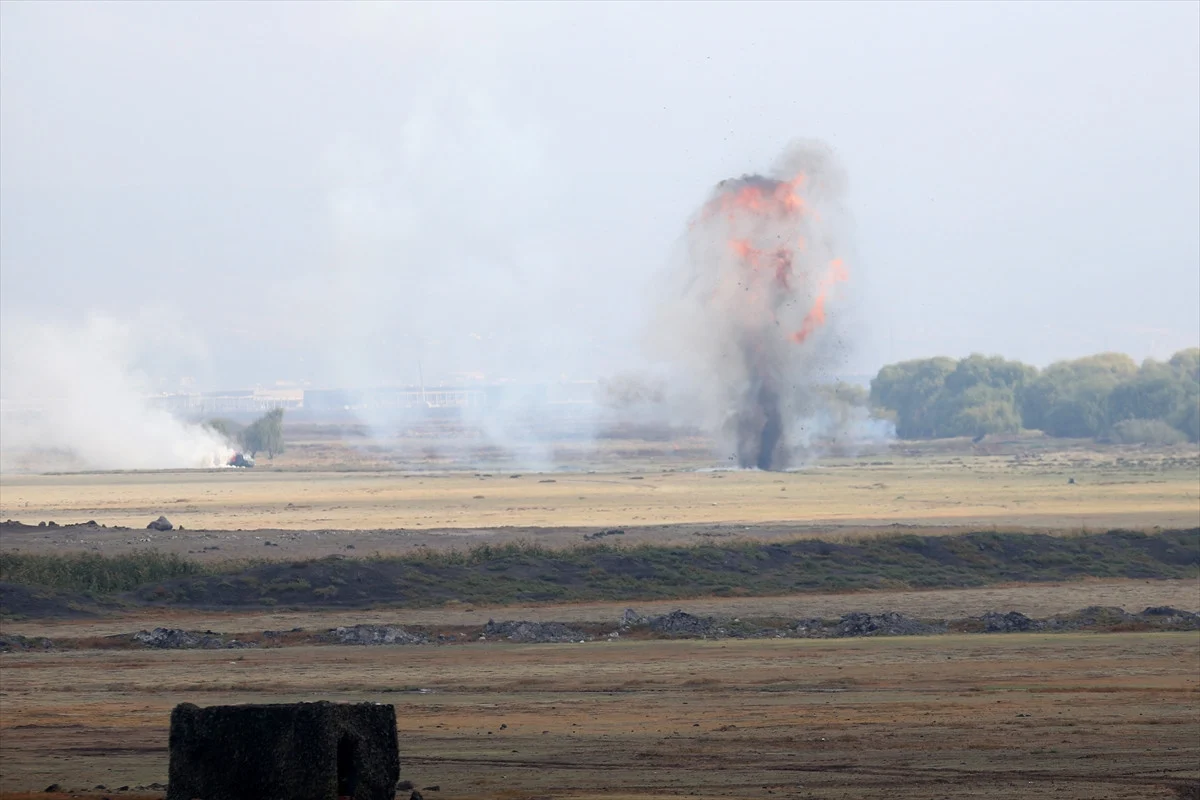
<box><xmin>131</xmin><ymin>627</ymin><xmax>255</xmax><ymax>649</ymax></box>
<box><xmin>979</xmin><ymin>610</ymin><xmax>1040</xmax><ymax>632</ymax></box>
<box><xmin>835</xmin><ymin>611</ymin><xmax>940</xmax><ymax>636</ymax></box>
<box><xmin>1047</xmin><ymin>605</ymin><xmax>1136</xmax><ymax>630</ymax></box>
<box><xmin>146</xmin><ymin>515</ymin><xmax>173</xmax><ymax>531</ymax></box>
<box><xmin>326</xmin><ymin>624</ymin><xmax>428</xmax><ymax>645</ymax></box>
<box><xmin>787</xmin><ymin>612</ymin><xmax>945</xmax><ymax>638</ymax></box>
<box><xmin>645</xmin><ymin>610</ymin><xmax>721</xmax><ymax>636</ymax></box>
<box><xmin>482</xmin><ymin>620</ymin><xmax>589</xmax><ymax>643</ymax></box>
<box><xmin>1141</xmin><ymin>606</ymin><xmax>1200</xmax><ymax>623</ymax></box>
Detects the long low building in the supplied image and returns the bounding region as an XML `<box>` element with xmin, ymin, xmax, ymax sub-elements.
<box><xmin>147</xmin><ymin>390</ymin><xmax>303</xmax><ymax>415</ymax></box>
<box><xmin>302</xmin><ymin>386</ymin><xmax>488</xmax><ymax>413</ymax></box>
<box><xmin>140</xmin><ymin>382</ymin><xmax>599</xmax><ymax>419</ymax></box>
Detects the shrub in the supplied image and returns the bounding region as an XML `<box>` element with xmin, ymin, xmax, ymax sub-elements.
<box><xmin>1109</xmin><ymin>419</ymin><xmax>1187</xmax><ymax>446</ymax></box>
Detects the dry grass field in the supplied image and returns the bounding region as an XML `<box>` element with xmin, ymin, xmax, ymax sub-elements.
<box><xmin>2</xmin><ymin>447</ymin><xmax>1197</xmax><ymax>548</ymax></box>
<box><xmin>1</xmin><ymin>634</ymin><xmax>1197</xmax><ymax>798</ymax></box>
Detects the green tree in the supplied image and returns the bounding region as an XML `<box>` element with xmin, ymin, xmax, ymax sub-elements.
<box><xmin>1181</xmin><ymin>398</ymin><xmax>1200</xmax><ymax>442</ymax></box>
<box><xmin>942</xmin><ymin>354</ymin><xmax>1037</xmax><ymax>397</ymax></box>
<box><xmin>1107</xmin><ymin>373</ymin><xmax>1187</xmax><ymax>427</ymax></box>
<box><xmin>1167</xmin><ymin>348</ymin><xmax>1200</xmax><ymax>442</ymax></box>
<box><xmin>1168</xmin><ymin>347</ymin><xmax>1200</xmax><ymax>384</ymax></box>
<box><xmin>1109</xmin><ymin>419</ymin><xmax>1187</xmax><ymax>446</ymax></box>
<box><xmin>1020</xmin><ymin>353</ymin><xmax>1137</xmax><ymax>438</ymax></box>
<box><xmin>871</xmin><ymin>354</ymin><xmax>1032</xmax><ymax>439</ymax></box>
<box><xmin>240</xmin><ymin>408</ymin><xmax>285</xmax><ymax>459</ymax></box>
<box><xmin>870</xmin><ymin>348</ymin><xmax>1198</xmax><ymax>442</ymax></box>
<box><xmin>870</xmin><ymin>357</ymin><xmax>956</xmax><ymax>438</ymax></box>
<box><xmin>204</xmin><ymin>418</ymin><xmax>241</xmax><ymax>441</ymax></box>
<box><xmin>932</xmin><ymin>384</ymin><xmax>1023</xmax><ymax>438</ymax></box>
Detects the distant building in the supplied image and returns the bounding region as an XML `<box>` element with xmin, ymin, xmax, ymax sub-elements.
<box><xmin>148</xmin><ymin>390</ymin><xmax>303</xmax><ymax>415</ymax></box>
<box><xmin>302</xmin><ymin>386</ymin><xmax>488</xmax><ymax>414</ymax></box>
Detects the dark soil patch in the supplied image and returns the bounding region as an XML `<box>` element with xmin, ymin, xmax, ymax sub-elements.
<box><xmin>0</xmin><ymin>582</ymin><xmax>106</xmax><ymax>619</ymax></box>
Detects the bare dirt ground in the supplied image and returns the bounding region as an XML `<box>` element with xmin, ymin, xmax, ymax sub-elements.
<box><xmin>1</xmin><ymin>634</ymin><xmax>1197</xmax><ymax>798</ymax></box>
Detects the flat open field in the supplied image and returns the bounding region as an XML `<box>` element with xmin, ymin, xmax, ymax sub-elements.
<box><xmin>2</xmin><ymin>448</ymin><xmax>1197</xmax><ymax>546</ymax></box>
<box><xmin>2</xmin><ymin>633</ymin><xmax>1197</xmax><ymax>798</ymax></box>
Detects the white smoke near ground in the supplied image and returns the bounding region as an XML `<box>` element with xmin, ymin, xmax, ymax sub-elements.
<box><xmin>0</xmin><ymin>314</ymin><xmax>235</xmax><ymax>472</ymax></box>
<box><xmin>646</xmin><ymin>141</ymin><xmax>884</xmax><ymax>469</ymax></box>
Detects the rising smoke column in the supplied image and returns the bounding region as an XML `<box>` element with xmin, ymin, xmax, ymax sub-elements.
<box><xmin>661</xmin><ymin>143</ymin><xmax>850</xmax><ymax>470</ymax></box>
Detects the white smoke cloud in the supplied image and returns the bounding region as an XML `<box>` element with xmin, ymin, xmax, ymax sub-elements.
<box><xmin>0</xmin><ymin>313</ymin><xmax>235</xmax><ymax>472</ymax></box>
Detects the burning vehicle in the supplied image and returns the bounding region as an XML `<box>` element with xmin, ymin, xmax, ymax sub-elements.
<box><xmin>227</xmin><ymin>452</ymin><xmax>255</xmax><ymax>468</ymax></box>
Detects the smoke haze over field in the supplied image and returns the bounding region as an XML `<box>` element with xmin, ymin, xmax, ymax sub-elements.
<box><xmin>0</xmin><ymin>2</ymin><xmax>1197</xmax><ymax>468</ymax></box>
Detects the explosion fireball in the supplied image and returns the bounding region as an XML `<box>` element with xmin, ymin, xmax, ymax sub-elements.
<box><xmin>664</xmin><ymin>142</ymin><xmax>850</xmax><ymax>470</ymax></box>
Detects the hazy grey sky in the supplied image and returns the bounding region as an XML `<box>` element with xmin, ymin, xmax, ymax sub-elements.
<box><xmin>2</xmin><ymin>0</ymin><xmax>1197</xmax><ymax>389</ymax></box>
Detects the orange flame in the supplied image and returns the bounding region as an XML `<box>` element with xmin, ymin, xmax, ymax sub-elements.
<box><xmin>712</xmin><ymin>172</ymin><xmax>846</xmax><ymax>345</ymax></box>
<box><xmin>790</xmin><ymin>258</ymin><xmax>848</xmax><ymax>344</ymax></box>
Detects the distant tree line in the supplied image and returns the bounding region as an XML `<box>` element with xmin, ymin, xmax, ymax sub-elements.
<box><xmin>869</xmin><ymin>348</ymin><xmax>1199</xmax><ymax>444</ymax></box>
